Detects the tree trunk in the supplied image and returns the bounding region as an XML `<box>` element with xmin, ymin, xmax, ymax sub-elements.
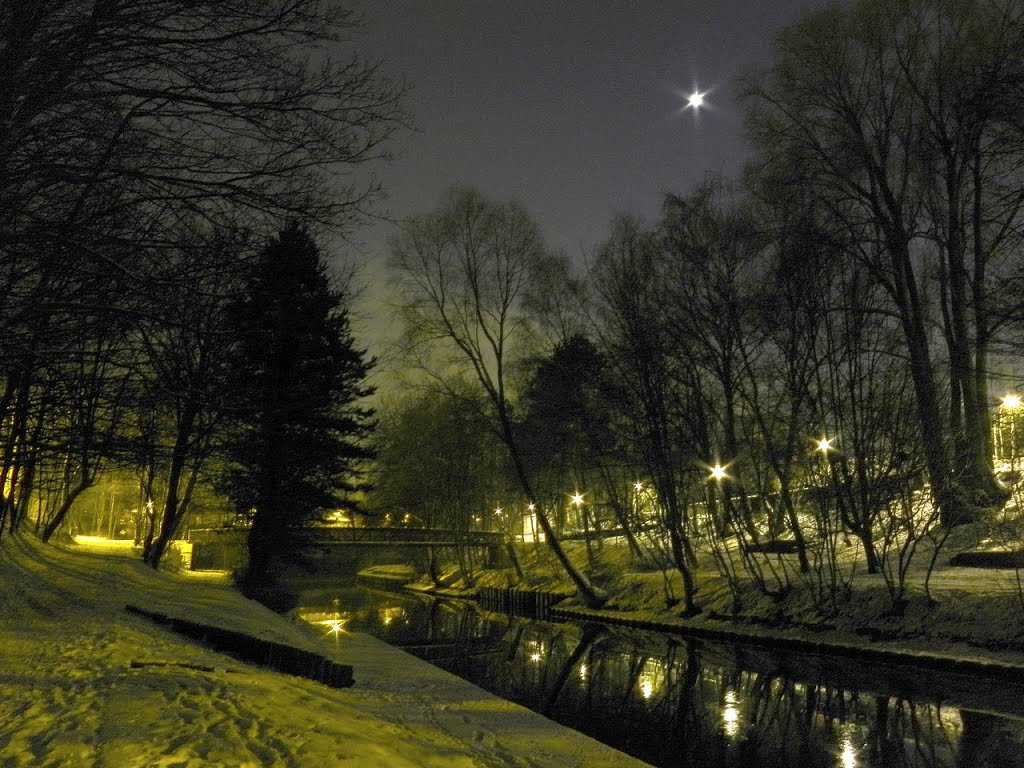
<box><xmin>945</xmin><ymin>172</ymin><xmax>1006</xmax><ymax>510</ymax></box>
<box><xmin>41</xmin><ymin>476</ymin><xmax>93</xmax><ymax>542</ymax></box>
<box><xmin>496</xmin><ymin>401</ymin><xmax>607</xmax><ymax>607</ymax></box>
<box><xmin>775</xmin><ymin>474</ymin><xmax>811</xmax><ymax>573</ymax></box>
<box><xmin>885</xmin><ymin>233</ymin><xmax>967</xmax><ymax>526</ymax></box>
<box><xmin>145</xmin><ymin>403</ymin><xmax>198</xmax><ymax>569</ymax></box>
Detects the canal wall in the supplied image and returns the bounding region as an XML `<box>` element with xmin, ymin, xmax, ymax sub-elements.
<box><xmin>550</xmin><ymin>603</ymin><xmax>1024</xmax><ymax>682</ymax></box>
<box><xmin>373</xmin><ymin>578</ymin><xmax>1024</xmax><ymax>688</ymax></box>
<box><xmin>476</xmin><ymin>586</ymin><xmax>572</xmax><ymax>620</ymax></box>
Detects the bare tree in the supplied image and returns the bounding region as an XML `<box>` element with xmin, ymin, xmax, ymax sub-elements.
<box><xmin>389</xmin><ymin>187</ymin><xmax>607</xmax><ymax>608</ymax></box>
<box><xmin>370</xmin><ymin>387</ymin><xmax>506</xmax><ymax>585</ymax></box>
<box><xmin>0</xmin><ymin>2</ymin><xmax>404</xmax><ymax>548</ymax></box>
<box><xmin>661</xmin><ymin>184</ymin><xmax>817</xmax><ymax>586</ymax></box>
<box><xmin>742</xmin><ymin>0</ymin><xmax>1024</xmax><ymax>524</ymax></box>
<box><xmin>589</xmin><ymin>215</ymin><xmax>702</xmax><ymax>615</ymax></box>
<box><xmin>138</xmin><ymin>230</ymin><xmax>248</xmax><ymax>569</ymax></box>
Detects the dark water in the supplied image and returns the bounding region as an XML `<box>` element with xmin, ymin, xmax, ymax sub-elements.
<box><xmin>291</xmin><ymin>587</ymin><xmax>1024</xmax><ymax>767</ymax></box>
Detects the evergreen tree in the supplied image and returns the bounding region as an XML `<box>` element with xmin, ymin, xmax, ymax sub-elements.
<box><xmin>224</xmin><ymin>222</ymin><xmax>374</xmax><ymax>593</ymax></box>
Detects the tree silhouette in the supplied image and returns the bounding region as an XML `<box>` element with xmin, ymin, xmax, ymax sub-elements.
<box><xmin>222</xmin><ymin>223</ymin><xmax>374</xmax><ymax>593</ymax></box>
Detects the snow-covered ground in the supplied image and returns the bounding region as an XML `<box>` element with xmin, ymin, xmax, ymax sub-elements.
<box><xmin>0</xmin><ymin>534</ymin><xmax>650</xmax><ymax>767</ymax></box>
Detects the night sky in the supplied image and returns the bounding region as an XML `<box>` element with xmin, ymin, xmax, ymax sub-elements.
<box><xmin>346</xmin><ymin>1</ymin><xmax>832</xmax><ymax>347</ymax></box>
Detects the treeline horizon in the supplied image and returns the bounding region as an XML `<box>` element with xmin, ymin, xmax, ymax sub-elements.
<box><xmin>379</xmin><ymin>0</ymin><xmax>1024</xmax><ymax>613</ymax></box>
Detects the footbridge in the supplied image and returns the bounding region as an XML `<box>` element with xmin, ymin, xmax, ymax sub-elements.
<box><xmin>185</xmin><ymin>526</ymin><xmax>507</xmax><ymax>577</ymax></box>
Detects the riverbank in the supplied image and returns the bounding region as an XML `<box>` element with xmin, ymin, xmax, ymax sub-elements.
<box><xmin>403</xmin><ymin>531</ymin><xmax>1024</xmax><ymax>676</ymax></box>
<box><xmin>0</xmin><ymin>534</ymin><xmax>650</xmax><ymax>768</ymax></box>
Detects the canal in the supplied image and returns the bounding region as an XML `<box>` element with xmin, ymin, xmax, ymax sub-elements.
<box><xmin>290</xmin><ymin>586</ymin><xmax>1024</xmax><ymax>767</ymax></box>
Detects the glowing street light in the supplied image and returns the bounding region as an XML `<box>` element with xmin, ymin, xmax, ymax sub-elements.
<box><xmin>1000</xmin><ymin>394</ymin><xmax>1022</xmax><ymax>470</ymax></box>
<box><xmin>816</xmin><ymin>436</ymin><xmax>834</xmax><ymax>454</ymax></box>
<box><xmin>634</xmin><ymin>481</ymin><xmax>644</xmax><ymax>492</ymax></box>
<box><xmin>570</xmin><ymin>492</ymin><xmax>584</xmax><ymax>506</ymax></box>
<box><xmin>686</xmin><ymin>90</ymin><xmax>705</xmax><ymax>109</ymax></box>
<box><xmin>709</xmin><ymin>464</ymin><xmax>728</xmax><ymax>482</ymax></box>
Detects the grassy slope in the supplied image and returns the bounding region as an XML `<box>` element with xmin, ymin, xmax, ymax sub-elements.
<box><xmin>454</xmin><ymin>527</ymin><xmax>1024</xmax><ymax>662</ymax></box>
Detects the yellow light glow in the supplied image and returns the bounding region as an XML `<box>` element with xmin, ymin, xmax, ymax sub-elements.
<box><xmin>379</xmin><ymin>606</ymin><xmax>406</xmax><ymax>626</ymax></box>
<box><xmin>1004</xmin><ymin>394</ymin><xmax>1021</xmax><ymax>409</ymax></box>
<box><xmin>709</xmin><ymin>464</ymin><xmax>728</xmax><ymax>481</ymax></box>
<box><xmin>723</xmin><ymin>689</ymin><xmax>740</xmax><ymax>736</ymax></box>
<box><xmin>638</xmin><ymin>659</ymin><xmax>663</xmax><ymax>701</ymax></box>
<box><xmin>527</xmin><ymin>503</ymin><xmax>536</xmax><ymax>511</ymax></box>
<box><xmin>840</xmin><ymin>739</ymin><xmax>856</xmax><ymax>768</ymax></box>
<box><xmin>634</xmin><ymin>481</ymin><xmax>644</xmax><ymax>491</ymax></box>
<box><xmin>838</xmin><ymin>725</ymin><xmax>857</xmax><ymax>768</ymax></box>
<box><xmin>571</xmin><ymin>492</ymin><xmax>584</xmax><ymax>506</ymax></box>
<box><xmin>321</xmin><ymin>618</ymin><xmax>349</xmax><ymax>637</ymax></box>
<box><xmin>526</xmin><ymin>639</ymin><xmax>545</xmax><ymax>663</ymax></box>
<box><xmin>817</xmin><ymin>436</ymin><xmax>833</xmax><ymax>453</ymax></box>
<box><xmin>494</xmin><ymin>507</ymin><xmax>502</xmax><ymax>516</ymax></box>
<box><xmin>579</xmin><ymin>663</ymin><xmax>588</xmax><ymax>682</ymax></box>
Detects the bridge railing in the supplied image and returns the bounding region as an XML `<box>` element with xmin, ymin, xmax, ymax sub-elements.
<box><xmin>311</xmin><ymin>526</ymin><xmax>506</xmax><ymax>546</ymax></box>
<box><xmin>187</xmin><ymin>526</ymin><xmax>506</xmax><ymax>547</ymax></box>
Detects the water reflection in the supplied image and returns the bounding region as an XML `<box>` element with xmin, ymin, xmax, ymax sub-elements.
<box><xmin>294</xmin><ymin>588</ymin><xmax>1024</xmax><ymax>768</ymax></box>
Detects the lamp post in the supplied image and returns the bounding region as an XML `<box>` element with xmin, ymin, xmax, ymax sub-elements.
<box><xmin>631</xmin><ymin>481</ymin><xmax>645</xmax><ymax>529</ymax></box>
<box><xmin>815</xmin><ymin>435</ymin><xmax>835</xmax><ymax>485</ymax></box>
<box><xmin>570</xmin><ymin>492</ymin><xmax>584</xmax><ymax>532</ymax></box>
<box><xmin>814</xmin><ymin>433</ymin><xmax>848</xmax><ymax>548</ymax></box>
<box><xmin>526</xmin><ymin>502</ymin><xmax>539</xmax><ymax>543</ymax></box>
<box><xmin>707</xmin><ymin>463</ymin><xmax>730</xmax><ymax>537</ymax></box>
<box><xmin>1001</xmin><ymin>394</ymin><xmax>1021</xmax><ymax>473</ymax></box>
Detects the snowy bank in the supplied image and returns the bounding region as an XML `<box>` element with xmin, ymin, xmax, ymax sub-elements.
<box><xmin>0</xmin><ymin>534</ymin><xmax>650</xmax><ymax>767</ymax></box>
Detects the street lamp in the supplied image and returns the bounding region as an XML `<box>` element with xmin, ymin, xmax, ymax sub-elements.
<box><xmin>706</xmin><ymin>462</ymin><xmax>731</xmax><ymax>538</ymax></box>
<box><xmin>525</xmin><ymin>502</ymin><xmax>538</xmax><ymax>543</ymax></box>
<box><xmin>1001</xmin><ymin>394</ymin><xmax>1022</xmax><ymax>471</ymax></box>
<box><xmin>568</xmin><ymin>492</ymin><xmax>585</xmax><ymax>533</ymax></box>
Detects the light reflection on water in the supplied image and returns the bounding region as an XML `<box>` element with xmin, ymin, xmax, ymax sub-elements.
<box><xmin>293</xmin><ymin>588</ymin><xmax>1024</xmax><ymax>768</ymax></box>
